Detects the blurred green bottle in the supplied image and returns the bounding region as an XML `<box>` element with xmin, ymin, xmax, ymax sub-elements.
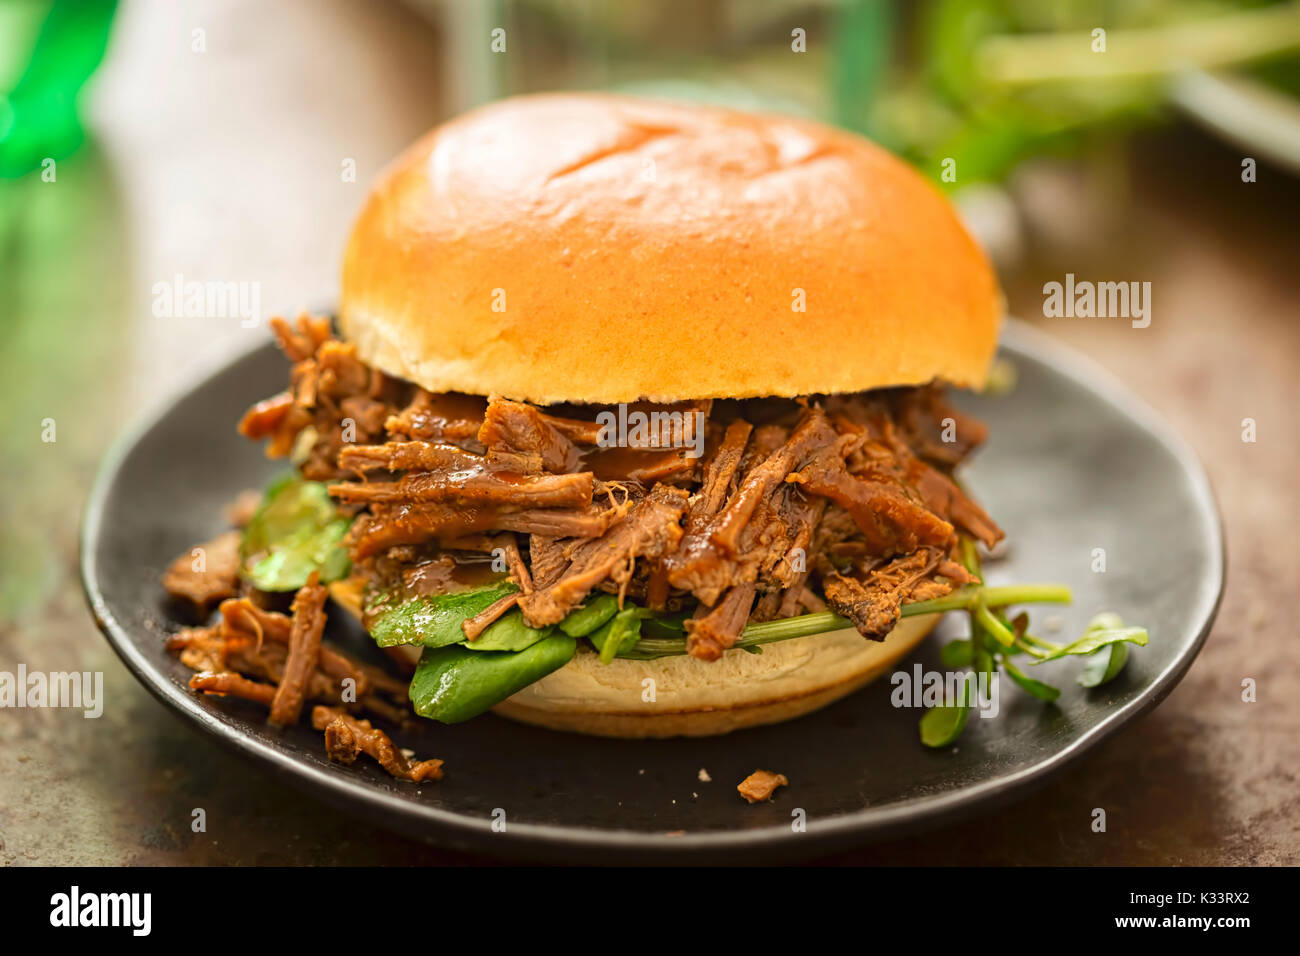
<box><xmin>0</xmin><ymin>0</ymin><xmax>116</xmax><ymax>179</ymax></box>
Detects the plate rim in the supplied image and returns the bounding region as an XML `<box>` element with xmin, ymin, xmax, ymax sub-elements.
<box><xmin>79</xmin><ymin>317</ymin><xmax>1226</xmax><ymax>861</ymax></box>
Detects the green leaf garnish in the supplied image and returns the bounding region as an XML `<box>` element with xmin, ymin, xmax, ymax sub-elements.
<box><xmin>912</xmin><ymin>547</ymin><xmax>1145</xmax><ymax>745</ymax></box>
<box><xmin>1074</xmin><ymin>614</ymin><xmax>1137</xmax><ymax>687</ymax></box>
<box><xmin>1001</xmin><ymin>656</ymin><xmax>1061</xmax><ymax>702</ymax></box>
<box><xmin>641</xmin><ymin>610</ymin><xmax>689</xmax><ymax>638</ymax></box>
<box><xmin>369</xmin><ymin>581</ymin><xmax>518</xmax><ymax>648</ymax></box>
<box><xmin>940</xmin><ymin>639</ymin><xmax>973</xmax><ymax>668</ymax></box>
<box><xmin>588</xmin><ymin>607</ymin><xmax>649</xmax><ymax>664</ymax></box>
<box><xmin>1078</xmin><ymin>641</ymin><xmax>1129</xmax><ymax>688</ymax></box>
<box><xmin>1030</xmin><ymin>625</ymin><xmax>1148</xmax><ymax>663</ymax></box>
<box><xmin>919</xmin><ymin>679</ymin><xmax>973</xmax><ymax>748</ymax></box>
<box><xmin>464</xmin><ymin>610</ymin><xmax>552</xmax><ymax>653</ymax></box>
<box><xmin>239</xmin><ymin>473</ymin><xmax>352</xmax><ymax>591</ymax></box>
<box><xmin>409</xmin><ymin>635</ymin><xmax>576</xmax><ymax>724</ymax></box>
<box><xmin>557</xmin><ymin>594</ymin><xmax>620</xmax><ymax>637</ymax></box>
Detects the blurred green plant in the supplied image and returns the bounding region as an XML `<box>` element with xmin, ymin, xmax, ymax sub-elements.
<box><xmin>0</xmin><ymin>0</ymin><xmax>117</xmax><ymax>179</ymax></box>
<box><xmin>835</xmin><ymin>0</ymin><xmax>1300</xmax><ymax>186</ymax></box>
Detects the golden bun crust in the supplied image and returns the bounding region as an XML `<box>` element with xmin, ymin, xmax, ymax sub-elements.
<box><xmin>341</xmin><ymin>93</ymin><xmax>1001</xmax><ymax>404</ymax></box>
<box><xmin>491</xmin><ymin>615</ymin><xmax>938</xmax><ymax>738</ymax></box>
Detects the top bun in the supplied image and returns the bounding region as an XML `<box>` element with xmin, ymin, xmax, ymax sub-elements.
<box><xmin>340</xmin><ymin>93</ymin><xmax>1001</xmax><ymax>404</ymax></box>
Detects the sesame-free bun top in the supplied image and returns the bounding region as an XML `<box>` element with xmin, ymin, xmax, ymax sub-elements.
<box><xmin>340</xmin><ymin>93</ymin><xmax>1001</xmax><ymax>404</ymax></box>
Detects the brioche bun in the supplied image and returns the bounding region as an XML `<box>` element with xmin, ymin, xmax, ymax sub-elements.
<box><xmin>340</xmin><ymin>93</ymin><xmax>1001</xmax><ymax>405</ymax></box>
<box><xmin>493</xmin><ymin>615</ymin><xmax>938</xmax><ymax>738</ymax></box>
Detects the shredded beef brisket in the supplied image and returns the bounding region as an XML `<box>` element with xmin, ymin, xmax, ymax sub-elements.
<box><xmin>346</xmin><ymin>500</ymin><xmax>618</xmax><ymax>558</ymax></box>
<box><xmin>162</xmin><ymin>529</ymin><xmax>242</xmax><ymax>613</ymax></box>
<box><xmin>687</xmin><ymin>583</ymin><xmax>758</xmax><ymax>661</ymax></box>
<box><xmin>329</xmin><ymin>460</ymin><xmax>594</xmax><ymax>509</ymax></box>
<box><xmin>519</xmin><ymin>484</ymin><xmax>690</xmax><ymax>626</ymax></box>
<box><xmin>818</xmin><ymin>549</ymin><xmax>976</xmax><ymax>641</ymax></box>
<box><xmin>240</xmin><ymin>314</ymin><xmax>1006</xmax><ymax>660</ymax></box>
<box><xmin>238</xmin><ymin>315</ymin><xmax>401</xmax><ymax>479</ymax></box>
<box><xmin>313</xmin><ymin>706</ymin><xmax>444</xmax><ymax>782</ymax></box>
<box><xmin>386</xmin><ymin>389</ymin><xmax>486</xmax><ymax>445</ymax></box>
<box><xmin>166</xmin><ymin>579</ymin><xmax>440</xmax><ymax>782</ymax></box>
<box><xmin>479</xmin><ymin>398</ymin><xmax>582</xmax><ymax>473</ymax></box>
<box><xmin>268</xmin><ymin>573</ymin><xmax>328</xmax><ymax>726</ymax></box>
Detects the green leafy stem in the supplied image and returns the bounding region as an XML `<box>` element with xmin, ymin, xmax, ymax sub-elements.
<box><xmin>622</xmin><ymin>582</ymin><xmax>1074</xmax><ymax>659</ymax></box>
<box><xmin>915</xmin><ymin>545</ymin><xmax>1148</xmax><ymax>748</ymax></box>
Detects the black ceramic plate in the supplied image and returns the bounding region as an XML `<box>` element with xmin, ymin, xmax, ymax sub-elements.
<box><xmin>81</xmin><ymin>320</ymin><xmax>1224</xmax><ymax>863</ymax></box>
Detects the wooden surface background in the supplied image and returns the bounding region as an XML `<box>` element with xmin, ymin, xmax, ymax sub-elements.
<box><xmin>0</xmin><ymin>0</ymin><xmax>1295</xmax><ymax>866</ymax></box>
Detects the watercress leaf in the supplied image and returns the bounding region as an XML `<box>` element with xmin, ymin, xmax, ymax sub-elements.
<box><xmin>409</xmin><ymin>634</ymin><xmax>576</xmax><ymax>724</ymax></box>
<box><xmin>1086</xmin><ymin>612</ymin><xmax>1125</xmax><ymax>632</ymax></box>
<box><xmin>1078</xmin><ymin>640</ymin><xmax>1130</xmax><ymax>688</ymax></box>
<box><xmin>240</xmin><ymin>475</ymin><xmax>353</xmax><ymax>591</ymax></box>
<box><xmin>640</xmin><ymin>611</ymin><xmax>690</xmax><ymax>638</ymax></box>
<box><xmin>369</xmin><ymin>581</ymin><xmax>518</xmax><ymax>648</ymax></box>
<box><xmin>1031</xmin><ymin>625</ymin><xmax>1148</xmax><ymax>664</ymax></box>
<box><xmin>465</xmin><ymin>610</ymin><xmax>551</xmax><ymax>652</ymax></box>
<box><xmin>940</xmin><ymin>639</ymin><xmax>974</xmax><ymax>668</ymax></box>
<box><xmin>589</xmin><ymin>607</ymin><xmax>647</xmax><ymax>664</ymax></box>
<box><xmin>1001</xmin><ymin>656</ymin><xmax>1061</xmax><ymax>702</ymax></box>
<box><xmin>919</xmin><ymin>679</ymin><xmax>972</xmax><ymax>748</ymax></box>
<box><xmin>558</xmin><ymin>594</ymin><xmax>620</xmax><ymax>637</ymax></box>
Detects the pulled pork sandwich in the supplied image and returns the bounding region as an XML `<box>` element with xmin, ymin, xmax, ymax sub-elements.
<box><xmin>168</xmin><ymin>92</ymin><xmax>1023</xmax><ymax>751</ymax></box>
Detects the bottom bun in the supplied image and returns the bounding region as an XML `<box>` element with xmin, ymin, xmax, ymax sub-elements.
<box><xmin>493</xmin><ymin>615</ymin><xmax>938</xmax><ymax>738</ymax></box>
<box><xmin>327</xmin><ymin>579</ymin><xmax>937</xmax><ymax>739</ymax></box>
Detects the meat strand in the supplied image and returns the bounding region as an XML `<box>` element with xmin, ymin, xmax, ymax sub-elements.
<box><xmin>312</xmin><ymin>706</ymin><xmax>444</xmax><ymax>782</ymax></box>
<box><xmin>686</xmin><ymin>583</ymin><xmax>757</xmax><ymax>661</ymax></box>
<box><xmin>518</xmin><ymin>484</ymin><xmax>690</xmax><ymax>627</ymax></box>
<box><xmin>162</xmin><ymin>530</ymin><xmax>242</xmax><ymax>613</ymax></box>
<box><xmin>268</xmin><ymin>574</ymin><xmax>329</xmax><ymax>726</ymax></box>
<box><xmin>818</xmin><ymin>549</ymin><xmax>973</xmax><ymax>641</ymax></box>
<box><xmin>165</xmin><ymin>575</ymin><xmax>441</xmax><ymax>782</ymax></box>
